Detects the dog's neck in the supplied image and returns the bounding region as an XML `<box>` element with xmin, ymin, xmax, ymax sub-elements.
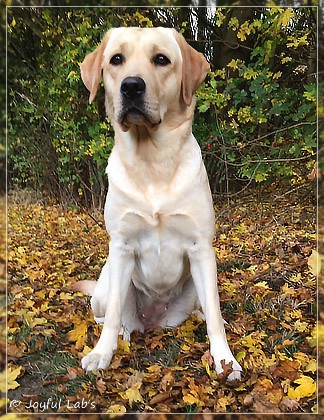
<box><xmin>109</xmin><ymin>116</ymin><xmax>199</xmax><ymax>194</ymax></box>
<box><xmin>112</xmin><ymin>116</ymin><xmax>193</xmax><ymax>163</ymax></box>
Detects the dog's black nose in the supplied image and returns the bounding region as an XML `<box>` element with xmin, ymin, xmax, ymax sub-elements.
<box><xmin>120</xmin><ymin>77</ymin><xmax>146</xmax><ymax>99</ymax></box>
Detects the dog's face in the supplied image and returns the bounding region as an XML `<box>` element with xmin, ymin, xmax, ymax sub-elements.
<box><xmin>102</xmin><ymin>27</ymin><xmax>182</xmax><ymax>131</ymax></box>
<box><xmin>81</xmin><ymin>27</ymin><xmax>209</xmax><ymax>132</ymax></box>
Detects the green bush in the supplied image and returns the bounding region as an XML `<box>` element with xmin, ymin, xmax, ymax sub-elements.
<box><xmin>194</xmin><ymin>7</ymin><xmax>316</xmax><ymax>192</ymax></box>
<box><xmin>7</xmin><ymin>7</ymin><xmax>316</xmax><ymax>205</ymax></box>
<box><xmin>8</xmin><ymin>8</ymin><xmax>116</xmax><ymax>206</ymax></box>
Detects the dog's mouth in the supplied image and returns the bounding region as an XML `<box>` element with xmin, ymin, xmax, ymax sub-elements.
<box><xmin>118</xmin><ymin>106</ymin><xmax>161</xmax><ymax>132</ymax></box>
<box><xmin>122</xmin><ymin>108</ymin><xmax>147</xmax><ymax>125</ymax></box>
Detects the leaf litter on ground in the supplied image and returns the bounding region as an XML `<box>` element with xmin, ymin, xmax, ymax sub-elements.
<box><xmin>5</xmin><ymin>186</ymin><xmax>318</xmax><ymax>414</ymax></box>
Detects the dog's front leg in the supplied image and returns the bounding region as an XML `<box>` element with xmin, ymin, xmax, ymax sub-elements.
<box><xmin>81</xmin><ymin>242</ymin><xmax>135</xmax><ymax>371</ymax></box>
<box><xmin>189</xmin><ymin>243</ymin><xmax>242</xmax><ymax>381</ymax></box>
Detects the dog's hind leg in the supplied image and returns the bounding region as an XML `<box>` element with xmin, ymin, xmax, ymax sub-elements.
<box><xmin>163</xmin><ymin>278</ymin><xmax>198</xmax><ymax>328</ymax></box>
<box><xmin>120</xmin><ymin>282</ymin><xmax>144</xmax><ymax>340</ymax></box>
<box><xmin>90</xmin><ymin>262</ymin><xmax>110</xmax><ymax>322</ymax></box>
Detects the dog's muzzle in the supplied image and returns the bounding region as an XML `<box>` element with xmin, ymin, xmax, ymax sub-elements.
<box><xmin>118</xmin><ymin>76</ymin><xmax>161</xmax><ymax>131</ymax></box>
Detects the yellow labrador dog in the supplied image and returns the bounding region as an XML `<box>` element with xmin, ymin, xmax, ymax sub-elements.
<box><xmin>79</xmin><ymin>27</ymin><xmax>242</xmax><ymax>381</ymax></box>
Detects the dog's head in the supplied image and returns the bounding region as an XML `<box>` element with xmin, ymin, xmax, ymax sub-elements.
<box><xmin>80</xmin><ymin>27</ymin><xmax>209</xmax><ymax>132</ymax></box>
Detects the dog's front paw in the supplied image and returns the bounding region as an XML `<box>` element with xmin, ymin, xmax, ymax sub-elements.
<box><xmin>81</xmin><ymin>351</ymin><xmax>113</xmax><ymax>372</ymax></box>
<box><xmin>210</xmin><ymin>339</ymin><xmax>243</xmax><ymax>381</ymax></box>
<box><xmin>214</xmin><ymin>356</ymin><xmax>242</xmax><ymax>381</ymax></box>
<box><xmin>227</xmin><ymin>365</ymin><xmax>242</xmax><ymax>381</ymax></box>
<box><xmin>225</xmin><ymin>359</ymin><xmax>242</xmax><ymax>381</ymax></box>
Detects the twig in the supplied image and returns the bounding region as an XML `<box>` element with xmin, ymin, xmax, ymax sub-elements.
<box><xmin>220</xmin><ymin>163</ymin><xmax>261</xmax><ymax>198</ymax></box>
<box><xmin>70</xmin><ymin>194</ymin><xmax>103</xmax><ymax>228</ymax></box>
<box><xmin>203</xmin><ymin>151</ymin><xmax>313</xmax><ymax>167</ymax></box>
<box><xmin>273</xmin><ymin>184</ymin><xmax>310</xmax><ymax>201</ymax></box>
<box><xmin>215</xmin><ymin>113</ymin><xmax>229</xmax><ymax>197</ymax></box>
<box><xmin>244</xmin><ymin>122</ymin><xmax>316</xmax><ymax>146</ymax></box>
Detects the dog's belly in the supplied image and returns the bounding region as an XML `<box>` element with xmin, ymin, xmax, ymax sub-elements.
<box><xmin>132</xmin><ymin>239</ymin><xmax>188</xmax><ymax>298</ymax></box>
<box><xmin>116</xmin><ymin>210</ymin><xmax>195</xmax><ymax>298</ymax></box>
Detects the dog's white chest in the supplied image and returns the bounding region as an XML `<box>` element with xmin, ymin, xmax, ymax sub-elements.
<box><xmin>117</xmin><ymin>209</ymin><xmax>193</xmax><ymax>295</ymax></box>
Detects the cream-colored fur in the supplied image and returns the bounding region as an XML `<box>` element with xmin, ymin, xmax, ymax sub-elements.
<box><xmin>79</xmin><ymin>27</ymin><xmax>242</xmax><ymax>381</ymax></box>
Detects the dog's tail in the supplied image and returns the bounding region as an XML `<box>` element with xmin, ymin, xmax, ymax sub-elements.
<box><xmin>70</xmin><ymin>280</ymin><xmax>97</xmax><ymax>296</ymax></box>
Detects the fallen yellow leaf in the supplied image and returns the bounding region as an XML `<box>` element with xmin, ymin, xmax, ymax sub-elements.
<box><xmin>117</xmin><ymin>337</ymin><xmax>130</xmax><ymax>353</ymax></box>
<box><xmin>201</xmin><ymin>350</ymin><xmax>214</xmax><ymax>377</ymax></box>
<box><xmin>287</xmin><ymin>375</ymin><xmax>316</xmax><ymax>401</ymax></box>
<box><xmin>83</xmin><ymin>345</ymin><xmax>92</xmax><ymax>355</ymax></box>
<box><xmin>106</xmin><ymin>404</ymin><xmax>126</xmax><ymax>413</ymax></box>
<box><xmin>119</xmin><ymin>384</ymin><xmax>143</xmax><ymax>407</ymax></box>
<box><xmin>147</xmin><ymin>365</ymin><xmax>162</xmax><ymax>374</ymax></box>
<box><xmin>0</xmin><ymin>366</ymin><xmax>24</xmax><ymax>392</ymax></box>
<box><xmin>183</xmin><ymin>393</ymin><xmax>204</xmax><ymax>406</ymax></box>
<box><xmin>254</xmin><ymin>281</ymin><xmax>269</xmax><ymax>289</ymax></box>
<box><xmin>67</xmin><ymin>321</ymin><xmax>88</xmax><ymax>350</ymax></box>
<box><xmin>181</xmin><ymin>343</ymin><xmax>191</xmax><ymax>351</ymax></box>
<box><xmin>236</xmin><ymin>351</ymin><xmax>246</xmax><ymax>362</ymax></box>
<box><xmin>304</xmin><ymin>359</ymin><xmax>317</xmax><ymax>373</ymax></box>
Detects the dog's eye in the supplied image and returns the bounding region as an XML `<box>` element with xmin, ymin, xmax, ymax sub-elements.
<box><xmin>110</xmin><ymin>54</ymin><xmax>124</xmax><ymax>66</ymax></box>
<box><xmin>154</xmin><ymin>54</ymin><xmax>171</xmax><ymax>66</ymax></box>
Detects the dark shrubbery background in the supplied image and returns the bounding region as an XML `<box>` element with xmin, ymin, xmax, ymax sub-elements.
<box><xmin>7</xmin><ymin>5</ymin><xmax>317</xmax><ymax>207</ymax></box>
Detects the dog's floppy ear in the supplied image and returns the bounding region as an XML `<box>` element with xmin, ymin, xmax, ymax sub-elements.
<box><xmin>173</xmin><ymin>30</ymin><xmax>210</xmax><ymax>107</ymax></box>
<box><xmin>80</xmin><ymin>31</ymin><xmax>110</xmax><ymax>104</ymax></box>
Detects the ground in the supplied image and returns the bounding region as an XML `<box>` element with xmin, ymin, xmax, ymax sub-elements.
<box><xmin>3</xmin><ymin>184</ymin><xmax>319</xmax><ymax>414</ymax></box>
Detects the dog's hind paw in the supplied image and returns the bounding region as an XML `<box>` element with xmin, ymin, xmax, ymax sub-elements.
<box><xmin>81</xmin><ymin>352</ymin><xmax>112</xmax><ymax>372</ymax></box>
